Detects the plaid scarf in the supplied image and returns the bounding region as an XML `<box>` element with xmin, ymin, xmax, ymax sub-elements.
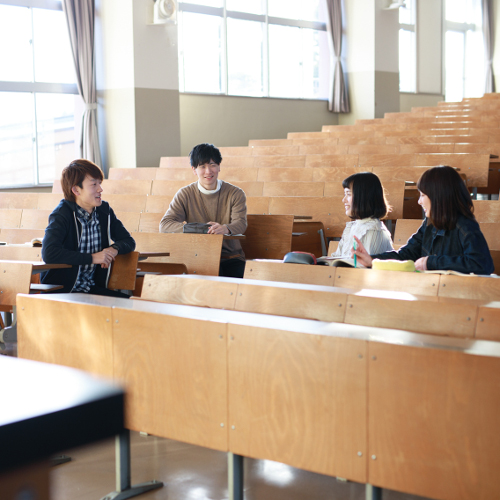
<box><xmin>73</xmin><ymin>206</ymin><xmax>102</xmax><ymax>292</ymax></box>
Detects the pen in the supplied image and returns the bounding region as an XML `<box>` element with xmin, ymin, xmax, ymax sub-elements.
<box><xmin>353</xmin><ymin>240</ymin><xmax>357</xmax><ymax>268</ymax></box>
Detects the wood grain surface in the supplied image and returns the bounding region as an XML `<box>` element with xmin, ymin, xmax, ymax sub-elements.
<box><xmin>0</xmin><ymin>192</ymin><xmax>38</xmax><ymax>209</ymax></box>
<box><xmin>0</xmin><ymin>209</ymin><xmax>22</xmax><ymax>229</ymax></box>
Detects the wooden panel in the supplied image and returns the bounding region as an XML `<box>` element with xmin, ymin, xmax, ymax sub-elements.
<box><xmin>0</xmin><ymin>192</ymin><xmax>38</xmax><ymax>209</ymax></box>
<box><xmin>419</xmin><ymin>128</ymin><xmax>469</xmax><ymax>136</ymax></box>
<box><xmin>221</xmin><ymin>156</ymin><xmax>255</xmax><ymax>168</ymax></box>
<box><xmin>107</xmin><ymin>251</ymin><xmax>139</xmax><ymax>291</ymax></box>
<box><xmin>478</xmin><ymin>222</ymin><xmax>500</xmax><ymax>250</ymax></box>
<box><xmin>219</xmin><ymin>167</ymin><xmax>259</xmax><ymax>181</ymax></box>
<box><xmin>0</xmin><ymin>246</ymin><xmax>42</xmax><ymax>261</ymax></box>
<box><xmin>251</xmin><ymin>145</ymin><xmax>299</xmax><ymax>156</ymax></box>
<box><xmin>244</xmin><ymin>260</ymin><xmax>336</xmax><ymax>286</ymax></box>
<box><xmin>256</xmin><ymin>167</ymin><xmax>313</xmax><ymax>182</ymax></box>
<box><xmin>228</xmin><ymin>326</ymin><xmax>367</xmax><ymax>481</ymax></box>
<box><xmin>455</xmin><ymin>143</ymin><xmax>500</xmax><ymax>155</ymax></box>
<box><xmin>358</xmin><ymin>154</ymin><xmax>416</xmax><ymax>167</ymax></box>
<box><xmin>140</xmin><ymin>274</ymin><xmax>238</xmax><ymax>309</ymax></box>
<box><xmin>108</xmin><ymin>167</ymin><xmax>158</xmax><ymax>180</ymax></box>
<box><xmin>473</xmin><ymin>200</ymin><xmax>500</xmax><ymax>222</ymax></box>
<box><xmin>219</xmin><ymin>146</ymin><xmax>252</xmax><ymax>156</ymax></box>
<box><xmin>0</xmin><ymin>462</ymin><xmax>49</xmax><ymax>500</ymax></box>
<box><xmin>334</xmin><ymin>268</ymin><xmax>440</xmax><ymax>296</ymax></box>
<box><xmin>0</xmin><ymin>261</ymin><xmax>33</xmax><ymax>308</ymax></box>
<box><xmin>269</xmin><ymin>197</ymin><xmax>348</xmax><ymax>237</ymax></box>
<box><xmin>230</xmin><ymin>181</ymin><xmax>264</xmax><ymax>197</ymax></box>
<box><xmin>291</xmin><ymin>221</ymin><xmax>326</xmax><ymax>258</ymax></box>
<box><xmin>103</xmin><ymin>194</ymin><xmax>147</xmax><ymax>213</ymax></box>
<box><xmin>374</xmin><ymin>165</ymin><xmax>432</xmax><ymax>183</ymax></box>
<box><xmin>298</xmin><ymin>145</ymin><xmax>349</xmax><ymax>155</ymax></box>
<box><xmin>305</xmin><ymin>155</ymin><xmax>359</xmax><ymax>168</ymax></box>
<box><xmin>0</xmin><ymin>209</ymin><xmax>22</xmax><ymax>229</ymax></box>
<box><xmin>338</xmin><ymin>137</ymin><xmax>387</xmax><ymax>145</ymax></box>
<box><xmin>155</xmin><ymin>168</ymin><xmax>195</xmax><ymax>181</ymax></box>
<box><xmin>254</xmin><ymin>155</ymin><xmax>305</xmax><ymax>168</ymax></box>
<box><xmin>345</xmin><ymin>295</ymin><xmax>476</xmax><ymax>338</ymax></box>
<box><xmin>287</xmin><ymin>131</ymin><xmax>329</xmax><ymax>140</ymax></box>
<box><xmin>263</xmin><ymin>182</ymin><xmax>324</xmax><ymax>197</ymax></box>
<box><xmin>248</xmin><ymin>139</ymin><xmax>291</xmax><ymax>147</ymax></box>
<box><xmin>394</xmin><ymin>219</ymin><xmax>422</xmax><ymax>246</ymax></box>
<box><xmin>240</xmin><ymin>214</ymin><xmax>293</xmax><ymax>260</ymax></box>
<box><xmin>234</xmin><ymin>282</ymin><xmax>347</xmax><ymax>322</ymax></box>
<box><xmin>475</xmin><ymin>304</ymin><xmax>500</xmax><ymax>340</ymax></box>
<box><xmin>17</xmin><ymin>295</ymin><xmax>114</xmax><ymax>378</ymax></box>
<box><xmin>0</xmin><ymin>228</ymin><xmax>44</xmax><ymax>244</ymax></box>
<box><xmin>347</xmin><ymin>145</ymin><xmax>399</xmax><ymax>155</ymax></box>
<box><xmin>112</xmin><ymin>308</ymin><xmax>228</xmax><ymax>450</ymax></box>
<box><xmin>368</xmin><ymin>342</ymin><xmax>500</xmax><ymax>499</ymax></box>
<box><xmin>398</xmin><ymin>144</ymin><xmax>455</xmax><ymax>154</ymax></box>
<box><xmin>311</xmin><ymin>167</ymin><xmax>369</xmax><ymax>182</ymax></box>
<box><xmin>382</xmin><ymin>181</ymin><xmax>405</xmax><ymax>220</ymax></box>
<box><xmin>133</xmin><ymin>232</ymin><xmax>223</xmax><ymax>276</ymax></box>
<box><xmin>37</xmin><ymin>193</ymin><xmax>64</xmax><ymax>210</ymax></box>
<box><xmin>20</xmin><ymin>209</ymin><xmax>51</xmax><ymax>230</ymax></box>
<box><xmin>102</xmin><ymin>179</ymin><xmax>152</xmax><ymax>195</ymax></box>
<box><xmin>138</xmin><ymin>212</ymin><xmax>162</xmax><ymax>233</ymax></box>
<box><xmin>145</xmin><ymin>195</ymin><xmax>173</xmax><ymax>214</ymax></box>
<box><xmin>115</xmin><ymin>211</ymin><xmax>140</xmax><ymax>233</ymax></box>
<box><xmin>246</xmin><ymin>196</ymin><xmax>270</xmax><ymax>214</ymax></box>
<box><xmin>438</xmin><ymin>275</ymin><xmax>500</xmax><ymax>300</ymax></box>
<box><xmin>151</xmin><ymin>180</ymin><xmax>191</xmax><ymax>196</ymax></box>
<box><xmin>159</xmin><ymin>156</ymin><xmax>190</xmax><ymax>168</ymax></box>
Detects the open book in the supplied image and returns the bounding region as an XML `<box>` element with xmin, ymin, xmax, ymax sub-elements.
<box><xmin>316</xmin><ymin>256</ymin><xmax>366</xmax><ymax>268</ymax></box>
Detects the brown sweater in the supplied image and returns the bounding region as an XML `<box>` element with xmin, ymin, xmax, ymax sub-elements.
<box><xmin>159</xmin><ymin>181</ymin><xmax>247</xmax><ymax>259</ymax></box>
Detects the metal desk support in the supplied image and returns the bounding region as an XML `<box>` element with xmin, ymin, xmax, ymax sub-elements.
<box><xmin>228</xmin><ymin>452</ymin><xmax>244</xmax><ymax>500</ymax></box>
<box><xmin>366</xmin><ymin>484</ymin><xmax>382</xmax><ymax>500</ymax></box>
<box><xmin>100</xmin><ymin>430</ymin><xmax>163</xmax><ymax>500</ymax></box>
<box><xmin>0</xmin><ymin>307</ymin><xmax>17</xmax><ymax>347</ymax></box>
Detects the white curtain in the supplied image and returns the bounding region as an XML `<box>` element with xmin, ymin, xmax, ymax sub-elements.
<box><xmin>62</xmin><ymin>0</ymin><xmax>102</xmax><ymax>165</ymax></box>
<box><xmin>325</xmin><ymin>0</ymin><xmax>350</xmax><ymax>113</ymax></box>
<box><xmin>482</xmin><ymin>0</ymin><xmax>495</xmax><ymax>93</ymax></box>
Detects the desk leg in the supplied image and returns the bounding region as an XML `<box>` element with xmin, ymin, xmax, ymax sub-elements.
<box><xmin>100</xmin><ymin>430</ymin><xmax>163</xmax><ymax>500</ymax></box>
<box><xmin>365</xmin><ymin>484</ymin><xmax>382</xmax><ymax>500</ymax></box>
<box><xmin>228</xmin><ymin>452</ymin><xmax>244</xmax><ymax>500</ymax></box>
<box><xmin>0</xmin><ymin>307</ymin><xmax>17</xmax><ymax>346</ymax></box>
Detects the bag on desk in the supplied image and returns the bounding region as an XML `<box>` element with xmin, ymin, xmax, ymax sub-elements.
<box><xmin>183</xmin><ymin>223</ymin><xmax>210</xmax><ymax>234</ymax></box>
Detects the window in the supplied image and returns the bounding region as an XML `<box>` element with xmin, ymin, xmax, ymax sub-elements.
<box><xmin>444</xmin><ymin>0</ymin><xmax>484</xmax><ymax>102</ymax></box>
<box><xmin>0</xmin><ymin>0</ymin><xmax>77</xmax><ymax>188</ymax></box>
<box><xmin>177</xmin><ymin>0</ymin><xmax>329</xmax><ymax>100</ymax></box>
<box><xmin>399</xmin><ymin>0</ymin><xmax>416</xmax><ymax>93</ymax></box>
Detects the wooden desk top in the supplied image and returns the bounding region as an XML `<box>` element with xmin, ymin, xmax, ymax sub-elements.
<box><xmin>224</xmin><ymin>234</ymin><xmax>246</xmax><ymax>240</ymax></box>
<box><xmin>0</xmin><ymin>356</ymin><xmax>124</xmax><ymax>473</ymax></box>
<box><xmin>138</xmin><ymin>252</ymin><xmax>170</xmax><ymax>261</ymax></box>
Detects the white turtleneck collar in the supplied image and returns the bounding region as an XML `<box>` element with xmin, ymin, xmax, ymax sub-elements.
<box><xmin>197</xmin><ymin>179</ymin><xmax>222</xmax><ymax>195</ymax></box>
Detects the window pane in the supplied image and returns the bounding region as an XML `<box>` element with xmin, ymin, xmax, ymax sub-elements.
<box><xmin>0</xmin><ymin>92</ymin><xmax>35</xmax><ymax>187</ymax></box>
<box><xmin>445</xmin><ymin>0</ymin><xmax>467</xmax><ymax>23</ymax></box>
<box><xmin>179</xmin><ymin>0</ymin><xmax>223</xmax><ymax>7</ymax></box>
<box><xmin>36</xmin><ymin>93</ymin><xmax>75</xmax><ymax>184</ymax></box>
<box><xmin>33</xmin><ymin>8</ymin><xmax>76</xmax><ymax>84</ymax></box>
<box><xmin>399</xmin><ymin>29</ymin><xmax>416</xmax><ymax>92</ymax></box>
<box><xmin>226</xmin><ymin>0</ymin><xmax>265</xmax><ymax>15</ymax></box>
<box><xmin>464</xmin><ymin>30</ymin><xmax>484</xmax><ymax>97</ymax></box>
<box><xmin>399</xmin><ymin>0</ymin><xmax>415</xmax><ymax>25</ymax></box>
<box><xmin>179</xmin><ymin>12</ymin><xmax>223</xmax><ymax>93</ymax></box>
<box><xmin>445</xmin><ymin>31</ymin><xmax>465</xmax><ymax>102</ymax></box>
<box><xmin>227</xmin><ymin>19</ymin><xmax>264</xmax><ymax>96</ymax></box>
<box><xmin>0</xmin><ymin>5</ymin><xmax>33</xmax><ymax>82</ymax></box>
<box><xmin>301</xmin><ymin>29</ymin><xmax>328</xmax><ymax>99</ymax></box>
<box><xmin>268</xmin><ymin>0</ymin><xmax>323</xmax><ymax>22</ymax></box>
<box><xmin>269</xmin><ymin>25</ymin><xmax>302</xmax><ymax>98</ymax></box>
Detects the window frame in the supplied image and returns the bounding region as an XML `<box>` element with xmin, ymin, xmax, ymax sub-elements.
<box><xmin>0</xmin><ymin>0</ymin><xmax>78</xmax><ymax>188</ymax></box>
<box><xmin>177</xmin><ymin>1</ymin><xmax>327</xmax><ymax>99</ymax></box>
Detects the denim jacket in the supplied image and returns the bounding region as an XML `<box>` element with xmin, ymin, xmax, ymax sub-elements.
<box><xmin>372</xmin><ymin>215</ymin><xmax>494</xmax><ymax>275</ymax></box>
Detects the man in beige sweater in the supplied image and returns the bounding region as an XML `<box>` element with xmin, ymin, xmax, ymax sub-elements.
<box><xmin>160</xmin><ymin>143</ymin><xmax>247</xmax><ymax>278</ymax></box>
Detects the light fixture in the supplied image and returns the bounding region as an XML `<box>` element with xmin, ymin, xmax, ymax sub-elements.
<box><xmin>153</xmin><ymin>0</ymin><xmax>177</xmax><ymax>24</ymax></box>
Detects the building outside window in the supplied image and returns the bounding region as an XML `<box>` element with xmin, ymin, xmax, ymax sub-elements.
<box><xmin>0</xmin><ymin>0</ymin><xmax>77</xmax><ymax>188</ymax></box>
<box><xmin>399</xmin><ymin>0</ymin><xmax>416</xmax><ymax>93</ymax></box>
<box><xmin>177</xmin><ymin>0</ymin><xmax>329</xmax><ymax>100</ymax></box>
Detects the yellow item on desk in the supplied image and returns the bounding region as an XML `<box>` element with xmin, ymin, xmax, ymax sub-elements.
<box><xmin>372</xmin><ymin>259</ymin><xmax>416</xmax><ymax>272</ymax></box>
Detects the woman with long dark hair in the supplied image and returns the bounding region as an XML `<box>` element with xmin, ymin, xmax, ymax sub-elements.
<box><xmin>354</xmin><ymin>165</ymin><xmax>494</xmax><ymax>275</ymax></box>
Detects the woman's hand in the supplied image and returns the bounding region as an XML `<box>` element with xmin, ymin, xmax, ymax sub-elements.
<box><xmin>414</xmin><ymin>256</ymin><xmax>428</xmax><ymax>271</ymax></box>
<box><xmin>352</xmin><ymin>236</ymin><xmax>373</xmax><ymax>268</ymax></box>
<box><xmin>207</xmin><ymin>222</ymin><xmax>228</xmax><ymax>235</ymax></box>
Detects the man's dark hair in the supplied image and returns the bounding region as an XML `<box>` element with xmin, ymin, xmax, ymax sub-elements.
<box><xmin>189</xmin><ymin>143</ymin><xmax>222</xmax><ymax>168</ymax></box>
<box><xmin>417</xmin><ymin>165</ymin><xmax>475</xmax><ymax>230</ymax></box>
<box><xmin>61</xmin><ymin>159</ymin><xmax>104</xmax><ymax>202</ymax></box>
<box><xmin>342</xmin><ymin>171</ymin><xmax>391</xmax><ymax>220</ymax></box>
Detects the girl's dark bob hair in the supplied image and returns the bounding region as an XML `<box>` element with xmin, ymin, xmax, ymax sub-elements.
<box><xmin>417</xmin><ymin>165</ymin><xmax>475</xmax><ymax>231</ymax></box>
<box><xmin>342</xmin><ymin>171</ymin><xmax>391</xmax><ymax>220</ymax></box>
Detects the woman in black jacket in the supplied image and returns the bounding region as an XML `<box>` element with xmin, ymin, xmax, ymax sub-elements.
<box><xmin>41</xmin><ymin>159</ymin><xmax>136</xmax><ymax>297</ymax></box>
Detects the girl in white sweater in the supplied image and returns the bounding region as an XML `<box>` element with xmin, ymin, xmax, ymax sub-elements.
<box><xmin>332</xmin><ymin>172</ymin><xmax>394</xmax><ymax>258</ymax></box>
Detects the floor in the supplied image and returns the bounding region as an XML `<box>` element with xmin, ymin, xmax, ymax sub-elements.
<box><xmin>50</xmin><ymin>431</ymin><xmax>431</xmax><ymax>500</ymax></box>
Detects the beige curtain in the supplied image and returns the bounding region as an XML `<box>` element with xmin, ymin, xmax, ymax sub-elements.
<box><xmin>62</xmin><ymin>0</ymin><xmax>101</xmax><ymax>165</ymax></box>
<box><xmin>325</xmin><ymin>0</ymin><xmax>350</xmax><ymax>113</ymax></box>
<box><xmin>482</xmin><ymin>0</ymin><xmax>495</xmax><ymax>93</ymax></box>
